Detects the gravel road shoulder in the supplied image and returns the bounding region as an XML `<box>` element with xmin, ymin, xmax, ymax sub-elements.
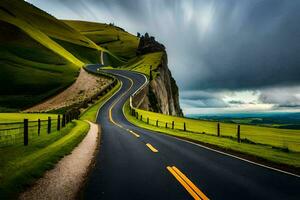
<box><xmin>20</xmin><ymin>121</ymin><xmax>99</xmax><ymax>200</ymax></box>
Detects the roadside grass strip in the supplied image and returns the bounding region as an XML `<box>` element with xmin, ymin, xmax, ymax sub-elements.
<box><xmin>167</xmin><ymin>166</ymin><xmax>209</xmax><ymax>200</ymax></box>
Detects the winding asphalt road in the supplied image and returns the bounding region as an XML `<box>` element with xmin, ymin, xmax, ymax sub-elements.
<box><xmin>83</xmin><ymin>67</ymin><xmax>300</xmax><ymax>200</ymax></box>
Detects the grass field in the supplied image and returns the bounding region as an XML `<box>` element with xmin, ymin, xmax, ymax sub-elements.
<box><xmin>124</xmin><ymin>103</ymin><xmax>300</xmax><ymax>167</ymax></box>
<box><xmin>0</xmin><ymin>120</ymin><xmax>89</xmax><ymax>199</ymax></box>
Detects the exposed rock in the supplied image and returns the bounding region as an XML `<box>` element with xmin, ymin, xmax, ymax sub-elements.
<box><xmin>133</xmin><ymin>53</ymin><xmax>183</xmax><ymax>116</ymax></box>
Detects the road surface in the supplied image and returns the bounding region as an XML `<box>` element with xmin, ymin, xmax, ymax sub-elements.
<box><xmin>83</xmin><ymin>68</ymin><xmax>300</xmax><ymax>200</ymax></box>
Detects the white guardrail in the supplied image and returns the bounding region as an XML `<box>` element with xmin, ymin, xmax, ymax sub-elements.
<box><xmin>129</xmin><ymin>73</ymin><xmax>149</xmax><ymax>109</ymax></box>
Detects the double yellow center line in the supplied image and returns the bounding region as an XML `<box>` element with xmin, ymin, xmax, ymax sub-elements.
<box><xmin>167</xmin><ymin>166</ymin><xmax>209</xmax><ymax>200</ymax></box>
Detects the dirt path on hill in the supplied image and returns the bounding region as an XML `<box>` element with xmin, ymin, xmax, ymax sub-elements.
<box><xmin>19</xmin><ymin>121</ymin><xmax>99</xmax><ymax>200</ymax></box>
<box><xmin>25</xmin><ymin>68</ymin><xmax>111</xmax><ymax>112</ymax></box>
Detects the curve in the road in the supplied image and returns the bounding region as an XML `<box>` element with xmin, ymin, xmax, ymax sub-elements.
<box><xmin>83</xmin><ymin>68</ymin><xmax>300</xmax><ymax>200</ymax></box>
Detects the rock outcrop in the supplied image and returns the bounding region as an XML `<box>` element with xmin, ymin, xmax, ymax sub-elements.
<box><xmin>133</xmin><ymin>33</ymin><xmax>183</xmax><ymax>116</ymax></box>
<box><xmin>136</xmin><ymin>33</ymin><xmax>165</xmax><ymax>55</ymax></box>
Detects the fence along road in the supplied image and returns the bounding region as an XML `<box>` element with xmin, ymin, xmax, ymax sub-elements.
<box><xmin>0</xmin><ymin>112</ymin><xmax>78</xmax><ymax>147</ymax></box>
<box><xmin>83</xmin><ymin>69</ymin><xmax>300</xmax><ymax>200</ymax></box>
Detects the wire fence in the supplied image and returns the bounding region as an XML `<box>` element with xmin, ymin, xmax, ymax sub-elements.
<box><xmin>0</xmin><ymin>110</ymin><xmax>80</xmax><ymax>147</ymax></box>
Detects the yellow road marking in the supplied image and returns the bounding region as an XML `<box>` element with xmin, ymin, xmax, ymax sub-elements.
<box><xmin>167</xmin><ymin>166</ymin><xmax>201</xmax><ymax>200</ymax></box>
<box><xmin>172</xmin><ymin>166</ymin><xmax>209</xmax><ymax>200</ymax></box>
<box><xmin>146</xmin><ymin>143</ymin><xmax>159</xmax><ymax>153</ymax></box>
<box><xmin>167</xmin><ymin>166</ymin><xmax>209</xmax><ymax>200</ymax></box>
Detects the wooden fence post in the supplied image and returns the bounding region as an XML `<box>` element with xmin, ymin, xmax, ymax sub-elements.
<box><xmin>156</xmin><ymin>120</ymin><xmax>158</xmax><ymax>127</ymax></box>
<box><xmin>48</xmin><ymin>117</ymin><xmax>51</xmax><ymax>134</ymax></box>
<box><xmin>65</xmin><ymin>114</ymin><xmax>68</xmax><ymax>124</ymax></box>
<box><xmin>184</xmin><ymin>122</ymin><xmax>186</xmax><ymax>131</ymax></box>
<box><xmin>62</xmin><ymin>114</ymin><xmax>66</xmax><ymax>127</ymax></box>
<box><xmin>172</xmin><ymin>121</ymin><xmax>174</xmax><ymax>129</ymax></box>
<box><xmin>237</xmin><ymin>125</ymin><xmax>241</xmax><ymax>143</ymax></box>
<box><xmin>57</xmin><ymin>115</ymin><xmax>61</xmax><ymax>131</ymax></box>
<box><xmin>38</xmin><ymin>119</ymin><xmax>41</xmax><ymax>136</ymax></box>
<box><xmin>67</xmin><ymin>114</ymin><xmax>70</xmax><ymax>124</ymax></box>
<box><xmin>24</xmin><ymin>119</ymin><xmax>28</xmax><ymax>146</ymax></box>
<box><xmin>217</xmin><ymin>123</ymin><xmax>220</xmax><ymax>137</ymax></box>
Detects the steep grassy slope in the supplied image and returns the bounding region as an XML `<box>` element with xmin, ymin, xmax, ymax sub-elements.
<box><xmin>0</xmin><ymin>0</ymin><xmax>116</xmax><ymax>111</ymax></box>
<box><xmin>64</xmin><ymin>20</ymin><xmax>139</xmax><ymax>61</ymax></box>
<box><xmin>0</xmin><ymin>19</ymin><xmax>79</xmax><ymax>111</ymax></box>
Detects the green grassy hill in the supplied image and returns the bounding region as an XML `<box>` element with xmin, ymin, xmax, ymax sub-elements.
<box><xmin>0</xmin><ymin>0</ymin><xmax>123</xmax><ymax>111</ymax></box>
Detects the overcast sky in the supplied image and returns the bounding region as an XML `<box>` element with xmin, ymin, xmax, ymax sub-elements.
<box><xmin>28</xmin><ymin>0</ymin><xmax>300</xmax><ymax>114</ymax></box>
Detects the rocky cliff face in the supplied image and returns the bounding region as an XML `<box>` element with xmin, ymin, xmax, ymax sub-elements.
<box><xmin>133</xmin><ymin>33</ymin><xmax>183</xmax><ymax>116</ymax></box>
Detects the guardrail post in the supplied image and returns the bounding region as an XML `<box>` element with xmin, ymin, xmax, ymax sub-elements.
<box><xmin>140</xmin><ymin>115</ymin><xmax>143</xmax><ymax>121</ymax></box>
<box><xmin>217</xmin><ymin>123</ymin><xmax>220</xmax><ymax>137</ymax></box>
<box><xmin>24</xmin><ymin>119</ymin><xmax>28</xmax><ymax>146</ymax></box>
<box><xmin>165</xmin><ymin>122</ymin><xmax>168</xmax><ymax>128</ymax></box>
<box><xmin>184</xmin><ymin>122</ymin><xmax>186</xmax><ymax>131</ymax></box>
<box><xmin>57</xmin><ymin>115</ymin><xmax>61</xmax><ymax>131</ymax></box>
<box><xmin>136</xmin><ymin>112</ymin><xmax>138</xmax><ymax>119</ymax></box>
<box><xmin>48</xmin><ymin>117</ymin><xmax>51</xmax><ymax>134</ymax></box>
<box><xmin>156</xmin><ymin>120</ymin><xmax>158</xmax><ymax>127</ymax></box>
<box><xmin>38</xmin><ymin>119</ymin><xmax>41</xmax><ymax>136</ymax></box>
<box><xmin>172</xmin><ymin>121</ymin><xmax>174</xmax><ymax>129</ymax></box>
<box><xmin>147</xmin><ymin>117</ymin><xmax>149</xmax><ymax>124</ymax></box>
<box><xmin>62</xmin><ymin>114</ymin><xmax>66</xmax><ymax>127</ymax></box>
<box><xmin>237</xmin><ymin>125</ymin><xmax>241</xmax><ymax>143</ymax></box>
